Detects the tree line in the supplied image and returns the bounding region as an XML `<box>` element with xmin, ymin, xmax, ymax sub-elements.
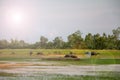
<box><xmin>0</xmin><ymin>27</ymin><xmax>120</xmax><ymax>49</ymax></box>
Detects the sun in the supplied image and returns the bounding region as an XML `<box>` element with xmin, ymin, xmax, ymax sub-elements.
<box><xmin>11</xmin><ymin>13</ymin><xmax>23</xmax><ymax>24</ymax></box>
<box><xmin>13</xmin><ymin>14</ymin><xmax>22</xmax><ymax>22</ymax></box>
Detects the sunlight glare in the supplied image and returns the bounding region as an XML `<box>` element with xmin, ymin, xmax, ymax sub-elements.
<box><xmin>12</xmin><ymin>13</ymin><xmax>23</xmax><ymax>24</ymax></box>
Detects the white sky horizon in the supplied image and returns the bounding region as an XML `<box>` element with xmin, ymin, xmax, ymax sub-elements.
<box><xmin>0</xmin><ymin>0</ymin><xmax>120</xmax><ymax>43</ymax></box>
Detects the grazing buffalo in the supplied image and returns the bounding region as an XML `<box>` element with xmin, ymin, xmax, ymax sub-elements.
<box><xmin>36</xmin><ymin>52</ymin><xmax>43</xmax><ymax>55</ymax></box>
<box><xmin>64</xmin><ymin>52</ymin><xmax>78</xmax><ymax>58</ymax></box>
<box><xmin>29</xmin><ymin>51</ymin><xmax>33</xmax><ymax>56</ymax></box>
<box><xmin>85</xmin><ymin>51</ymin><xmax>100</xmax><ymax>57</ymax></box>
<box><xmin>64</xmin><ymin>54</ymin><xmax>71</xmax><ymax>57</ymax></box>
<box><xmin>91</xmin><ymin>51</ymin><xmax>99</xmax><ymax>56</ymax></box>
<box><xmin>71</xmin><ymin>55</ymin><xmax>78</xmax><ymax>58</ymax></box>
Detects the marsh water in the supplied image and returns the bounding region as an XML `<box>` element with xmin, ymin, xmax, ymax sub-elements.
<box><xmin>0</xmin><ymin>61</ymin><xmax>120</xmax><ymax>77</ymax></box>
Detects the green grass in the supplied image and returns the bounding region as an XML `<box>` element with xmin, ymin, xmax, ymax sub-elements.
<box><xmin>45</xmin><ymin>58</ymin><xmax>120</xmax><ymax>65</ymax></box>
<box><xmin>0</xmin><ymin>57</ymin><xmax>119</xmax><ymax>65</ymax></box>
<box><xmin>0</xmin><ymin>73</ymin><xmax>119</xmax><ymax>80</ymax></box>
<box><xmin>0</xmin><ymin>49</ymin><xmax>120</xmax><ymax>65</ymax></box>
<box><xmin>0</xmin><ymin>49</ymin><xmax>120</xmax><ymax>58</ymax></box>
<box><xmin>0</xmin><ymin>72</ymin><xmax>17</xmax><ymax>77</ymax></box>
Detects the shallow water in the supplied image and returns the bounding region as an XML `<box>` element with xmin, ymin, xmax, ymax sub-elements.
<box><xmin>0</xmin><ymin>61</ymin><xmax>120</xmax><ymax>76</ymax></box>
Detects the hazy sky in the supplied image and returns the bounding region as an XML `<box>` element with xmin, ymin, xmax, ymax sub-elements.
<box><xmin>0</xmin><ymin>0</ymin><xmax>120</xmax><ymax>43</ymax></box>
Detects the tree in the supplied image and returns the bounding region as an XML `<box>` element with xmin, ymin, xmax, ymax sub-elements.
<box><xmin>19</xmin><ymin>40</ymin><xmax>29</xmax><ymax>48</ymax></box>
<box><xmin>68</xmin><ymin>30</ymin><xmax>83</xmax><ymax>49</ymax></box>
<box><xmin>40</xmin><ymin>36</ymin><xmax>48</xmax><ymax>48</ymax></box>
<box><xmin>85</xmin><ymin>33</ymin><xmax>94</xmax><ymax>49</ymax></box>
<box><xmin>101</xmin><ymin>33</ymin><xmax>108</xmax><ymax>49</ymax></box>
<box><xmin>93</xmin><ymin>33</ymin><xmax>101</xmax><ymax>49</ymax></box>
<box><xmin>53</xmin><ymin>37</ymin><xmax>64</xmax><ymax>49</ymax></box>
<box><xmin>9</xmin><ymin>39</ymin><xmax>29</xmax><ymax>49</ymax></box>
<box><xmin>116</xmin><ymin>40</ymin><xmax>120</xmax><ymax>49</ymax></box>
<box><xmin>106</xmin><ymin>35</ymin><xmax>115</xmax><ymax>49</ymax></box>
<box><xmin>46</xmin><ymin>41</ymin><xmax>54</xmax><ymax>49</ymax></box>
<box><xmin>0</xmin><ymin>27</ymin><xmax>119</xmax><ymax>49</ymax></box>
<box><xmin>112</xmin><ymin>27</ymin><xmax>120</xmax><ymax>40</ymax></box>
<box><xmin>112</xmin><ymin>27</ymin><xmax>120</xmax><ymax>49</ymax></box>
<box><xmin>93</xmin><ymin>33</ymin><xmax>109</xmax><ymax>49</ymax></box>
<box><xmin>0</xmin><ymin>40</ymin><xmax>9</xmax><ymax>49</ymax></box>
<box><xmin>9</xmin><ymin>39</ymin><xmax>19</xmax><ymax>49</ymax></box>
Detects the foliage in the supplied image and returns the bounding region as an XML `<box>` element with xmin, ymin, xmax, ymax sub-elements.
<box><xmin>68</xmin><ymin>30</ymin><xmax>83</xmax><ymax>49</ymax></box>
<box><xmin>53</xmin><ymin>37</ymin><xmax>64</xmax><ymax>49</ymax></box>
<box><xmin>0</xmin><ymin>27</ymin><xmax>120</xmax><ymax>49</ymax></box>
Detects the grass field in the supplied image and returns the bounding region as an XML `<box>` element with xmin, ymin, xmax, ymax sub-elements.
<box><xmin>0</xmin><ymin>73</ymin><xmax>119</xmax><ymax>80</ymax></box>
<box><xmin>0</xmin><ymin>49</ymin><xmax>120</xmax><ymax>80</ymax></box>
<box><xmin>0</xmin><ymin>49</ymin><xmax>120</xmax><ymax>64</ymax></box>
<box><xmin>0</xmin><ymin>49</ymin><xmax>120</xmax><ymax>58</ymax></box>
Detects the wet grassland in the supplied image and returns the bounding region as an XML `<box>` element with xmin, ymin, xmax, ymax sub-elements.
<box><xmin>0</xmin><ymin>49</ymin><xmax>120</xmax><ymax>80</ymax></box>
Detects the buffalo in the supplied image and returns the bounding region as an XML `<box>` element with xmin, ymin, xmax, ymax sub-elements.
<box><xmin>64</xmin><ymin>52</ymin><xmax>78</xmax><ymax>58</ymax></box>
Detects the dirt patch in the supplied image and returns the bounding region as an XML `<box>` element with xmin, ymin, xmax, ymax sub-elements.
<box><xmin>0</xmin><ymin>61</ymin><xmax>60</xmax><ymax>69</ymax></box>
<box><xmin>0</xmin><ymin>63</ymin><xmax>32</xmax><ymax>69</ymax></box>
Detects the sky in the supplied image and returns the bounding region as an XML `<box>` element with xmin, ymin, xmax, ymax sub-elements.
<box><xmin>0</xmin><ymin>0</ymin><xmax>120</xmax><ymax>43</ymax></box>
